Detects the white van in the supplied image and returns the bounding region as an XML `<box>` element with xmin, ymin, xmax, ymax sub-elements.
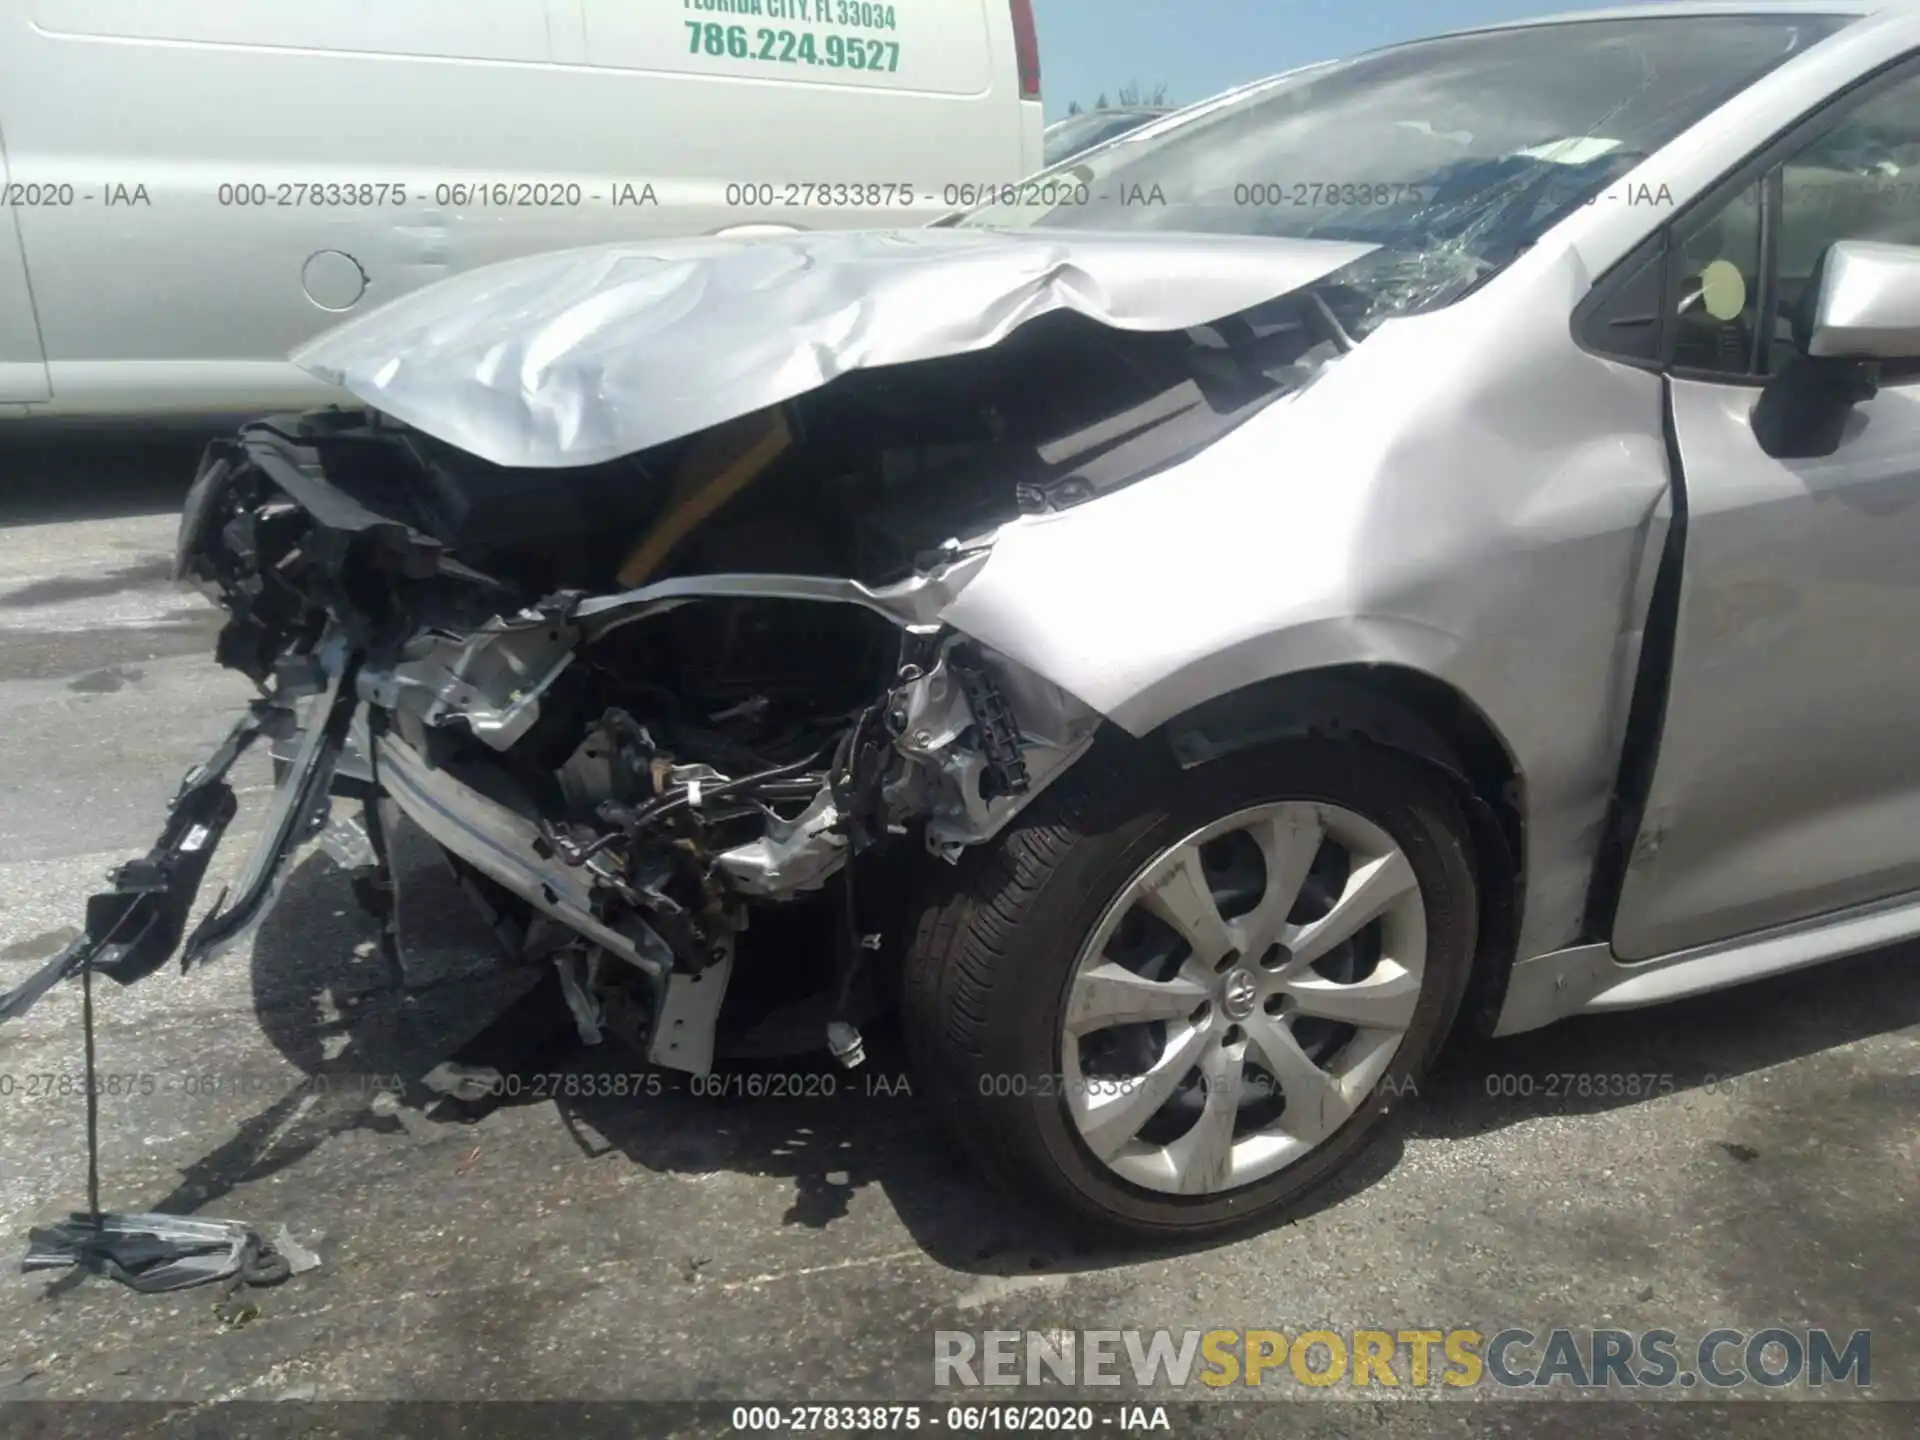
<box><xmin>0</xmin><ymin>0</ymin><xmax>1044</xmax><ymax>418</ymax></box>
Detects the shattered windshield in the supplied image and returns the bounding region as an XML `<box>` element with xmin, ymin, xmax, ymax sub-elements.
<box><xmin>957</xmin><ymin>15</ymin><xmax>1850</xmax><ymax>331</ymax></box>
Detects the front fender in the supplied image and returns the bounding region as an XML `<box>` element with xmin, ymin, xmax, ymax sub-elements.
<box><xmin>937</xmin><ymin>239</ymin><xmax>1675</xmax><ymax>964</ymax></box>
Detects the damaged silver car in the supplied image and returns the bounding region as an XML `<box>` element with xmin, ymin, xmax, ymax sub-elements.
<box><xmin>10</xmin><ymin>1</ymin><xmax>1920</xmax><ymax>1239</ymax></box>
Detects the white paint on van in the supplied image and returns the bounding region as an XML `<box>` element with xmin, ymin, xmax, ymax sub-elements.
<box><xmin>0</xmin><ymin>0</ymin><xmax>1040</xmax><ymax>415</ymax></box>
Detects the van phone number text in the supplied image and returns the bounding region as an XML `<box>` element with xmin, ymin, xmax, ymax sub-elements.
<box><xmin>689</xmin><ymin>22</ymin><xmax>900</xmax><ymax>72</ymax></box>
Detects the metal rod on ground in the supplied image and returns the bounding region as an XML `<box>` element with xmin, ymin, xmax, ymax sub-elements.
<box><xmin>80</xmin><ymin>935</ymin><xmax>102</xmax><ymax>1232</ymax></box>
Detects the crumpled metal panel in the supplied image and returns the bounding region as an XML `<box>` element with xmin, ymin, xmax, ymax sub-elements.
<box><xmin>935</xmin><ymin>238</ymin><xmax>1676</xmax><ymax>965</ymax></box>
<box><xmin>290</xmin><ymin>228</ymin><xmax>1376</xmax><ymax>469</ymax></box>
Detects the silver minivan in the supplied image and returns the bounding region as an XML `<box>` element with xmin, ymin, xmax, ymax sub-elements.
<box><xmin>0</xmin><ymin>0</ymin><xmax>1044</xmax><ymax>417</ymax></box>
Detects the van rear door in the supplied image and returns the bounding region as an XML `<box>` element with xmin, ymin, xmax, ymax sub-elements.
<box><xmin>0</xmin><ymin>119</ymin><xmax>50</xmax><ymax>403</ymax></box>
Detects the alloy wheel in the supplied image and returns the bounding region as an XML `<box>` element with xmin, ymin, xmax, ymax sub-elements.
<box><xmin>1058</xmin><ymin>801</ymin><xmax>1428</xmax><ymax>1196</ymax></box>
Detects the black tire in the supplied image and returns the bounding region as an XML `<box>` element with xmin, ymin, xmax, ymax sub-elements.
<box><xmin>900</xmin><ymin>734</ymin><xmax>1478</xmax><ymax>1242</ymax></box>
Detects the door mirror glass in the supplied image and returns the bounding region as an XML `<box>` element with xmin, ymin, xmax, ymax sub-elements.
<box><xmin>1804</xmin><ymin>239</ymin><xmax>1920</xmax><ymax>362</ymax></box>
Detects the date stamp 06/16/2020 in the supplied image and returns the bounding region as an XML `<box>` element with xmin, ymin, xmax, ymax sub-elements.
<box><xmin>0</xmin><ymin>1064</ymin><xmax>1764</xmax><ymax>1108</ymax></box>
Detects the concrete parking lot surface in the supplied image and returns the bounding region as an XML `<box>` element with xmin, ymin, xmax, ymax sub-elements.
<box><xmin>0</xmin><ymin>435</ymin><xmax>1913</xmax><ymax>1437</ymax></box>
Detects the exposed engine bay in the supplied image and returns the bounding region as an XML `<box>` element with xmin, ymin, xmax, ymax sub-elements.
<box><xmin>3</xmin><ymin>287</ymin><xmax>1352</xmax><ymax>1072</ymax></box>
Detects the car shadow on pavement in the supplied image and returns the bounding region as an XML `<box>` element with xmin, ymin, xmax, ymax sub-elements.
<box><xmin>0</xmin><ymin>428</ymin><xmax>212</xmax><ymax>526</ymax></box>
<box><xmin>129</xmin><ymin>826</ymin><xmax>1920</xmax><ymax>1282</ymax></box>
<box><xmin>1419</xmin><ymin>939</ymin><xmax>1919</xmax><ymax>1144</ymax></box>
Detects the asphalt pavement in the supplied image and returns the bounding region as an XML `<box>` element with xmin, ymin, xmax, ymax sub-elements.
<box><xmin>0</xmin><ymin>431</ymin><xmax>1913</xmax><ymax>1436</ymax></box>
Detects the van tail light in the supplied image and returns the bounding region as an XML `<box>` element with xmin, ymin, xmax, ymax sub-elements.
<box><xmin>1009</xmin><ymin>0</ymin><xmax>1042</xmax><ymax>100</ymax></box>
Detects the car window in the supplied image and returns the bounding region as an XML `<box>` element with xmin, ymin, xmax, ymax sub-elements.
<box><xmin>1672</xmin><ymin>179</ymin><xmax>1765</xmax><ymax>374</ymax></box>
<box><xmin>1771</xmin><ymin>69</ymin><xmax>1920</xmax><ymax>373</ymax></box>
<box><xmin>1673</xmin><ymin>65</ymin><xmax>1920</xmax><ymax>378</ymax></box>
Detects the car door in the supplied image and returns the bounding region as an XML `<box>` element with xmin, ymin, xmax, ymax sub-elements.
<box><xmin>1607</xmin><ymin>55</ymin><xmax>1920</xmax><ymax>961</ymax></box>
<box><xmin>0</xmin><ymin>117</ymin><xmax>50</xmax><ymax>403</ymax></box>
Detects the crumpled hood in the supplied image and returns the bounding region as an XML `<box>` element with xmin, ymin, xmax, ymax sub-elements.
<box><xmin>292</xmin><ymin>228</ymin><xmax>1377</xmax><ymax>469</ymax></box>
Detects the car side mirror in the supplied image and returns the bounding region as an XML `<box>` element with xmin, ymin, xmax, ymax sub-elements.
<box><xmin>1751</xmin><ymin>239</ymin><xmax>1920</xmax><ymax>459</ymax></box>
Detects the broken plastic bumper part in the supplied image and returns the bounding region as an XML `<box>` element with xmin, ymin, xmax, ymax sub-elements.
<box><xmin>23</xmin><ymin>1213</ymin><xmax>292</xmax><ymax>1294</ymax></box>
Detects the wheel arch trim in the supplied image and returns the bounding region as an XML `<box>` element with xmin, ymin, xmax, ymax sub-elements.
<box><xmin>1148</xmin><ymin>663</ymin><xmax>1528</xmax><ymax>1038</ymax></box>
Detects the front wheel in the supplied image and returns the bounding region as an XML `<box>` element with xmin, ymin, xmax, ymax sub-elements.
<box><xmin>901</xmin><ymin>736</ymin><xmax>1478</xmax><ymax>1241</ymax></box>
